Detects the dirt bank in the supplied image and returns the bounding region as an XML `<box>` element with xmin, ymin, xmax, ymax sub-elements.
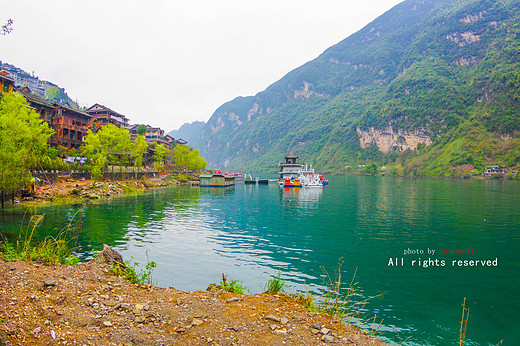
<box><xmin>18</xmin><ymin>173</ymin><xmax>178</xmax><ymax>206</ymax></box>
<box><xmin>0</xmin><ymin>259</ymin><xmax>388</xmax><ymax>345</ymax></box>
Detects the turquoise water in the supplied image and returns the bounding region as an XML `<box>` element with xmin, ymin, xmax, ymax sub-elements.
<box><xmin>1</xmin><ymin>176</ymin><xmax>519</xmax><ymax>345</ymax></box>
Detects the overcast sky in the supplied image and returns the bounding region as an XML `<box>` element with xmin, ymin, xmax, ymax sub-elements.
<box><xmin>1</xmin><ymin>0</ymin><xmax>403</xmax><ymax>132</ymax></box>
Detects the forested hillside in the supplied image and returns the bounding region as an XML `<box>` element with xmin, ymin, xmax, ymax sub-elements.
<box><xmin>173</xmin><ymin>0</ymin><xmax>520</xmax><ymax>177</ymax></box>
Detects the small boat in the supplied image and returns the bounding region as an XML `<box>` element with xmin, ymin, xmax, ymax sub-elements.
<box><xmin>244</xmin><ymin>174</ymin><xmax>257</xmax><ymax>184</ymax></box>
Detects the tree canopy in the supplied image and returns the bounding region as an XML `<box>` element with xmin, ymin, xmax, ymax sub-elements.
<box><xmin>0</xmin><ymin>92</ymin><xmax>54</xmax><ymax>206</ymax></box>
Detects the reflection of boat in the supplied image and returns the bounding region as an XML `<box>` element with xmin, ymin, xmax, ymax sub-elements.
<box><xmin>200</xmin><ymin>174</ymin><xmax>235</xmax><ymax>188</ymax></box>
<box><xmin>278</xmin><ymin>155</ymin><xmax>328</xmax><ymax>187</ymax></box>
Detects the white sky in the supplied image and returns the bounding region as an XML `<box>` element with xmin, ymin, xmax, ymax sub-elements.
<box><xmin>1</xmin><ymin>0</ymin><xmax>403</xmax><ymax>132</ymax></box>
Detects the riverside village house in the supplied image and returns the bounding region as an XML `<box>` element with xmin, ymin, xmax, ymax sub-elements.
<box><xmin>1</xmin><ymin>69</ymin><xmax>179</xmax><ymax>151</ymax></box>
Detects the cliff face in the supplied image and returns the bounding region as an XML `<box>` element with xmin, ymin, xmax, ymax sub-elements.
<box><xmin>356</xmin><ymin>127</ymin><xmax>432</xmax><ymax>153</ymax></box>
<box><xmin>172</xmin><ymin>0</ymin><xmax>520</xmax><ymax>174</ymax></box>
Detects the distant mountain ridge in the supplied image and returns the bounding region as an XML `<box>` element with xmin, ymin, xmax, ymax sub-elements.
<box><xmin>172</xmin><ymin>0</ymin><xmax>520</xmax><ymax>177</ymax></box>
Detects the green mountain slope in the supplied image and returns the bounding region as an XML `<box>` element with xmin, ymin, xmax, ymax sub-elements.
<box><xmin>174</xmin><ymin>0</ymin><xmax>520</xmax><ymax>177</ymax></box>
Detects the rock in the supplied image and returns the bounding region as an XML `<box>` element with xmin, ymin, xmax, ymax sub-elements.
<box><xmin>231</xmin><ymin>325</ymin><xmax>240</xmax><ymax>332</ymax></box>
<box><xmin>135</xmin><ymin>316</ymin><xmax>146</xmax><ymax>323</ymax></box>
<box><xmin>265</xmin><ymin>315</ymin><xmax>281</xmax><ymax>323</ymax></box>
<box><xmin>192</xmin><ymin>318</ymin><xmax>203</xmax><ymax>326</ymax></box>
<box><xmin>270</xmin><ymin>324</ymin><xmax>278</xmax><ymax>331</ymax></box>
<box><xmin>32</xmin><ymin>327</ymin><xmax>41</xmax><ymax>334</ymax></box>
<box><xmin>280</xmin><ymin>317</ymin><xmax>289</xmax><ymax>325</ymax></box>
<box><xmin>274</xmin><ymin>329</ymin><xmax>287</xmax><ymax>335</ymax></box>
<box><xmin>322</xmin><ymin>335</ymin><xmax>334</xmax><ymax>343</ymax></box>
<box><xmin>95</xmin><ymin>244</ymin><xmax>125</xmax><ymax>267</ymax></box>
<box><xmin>103</xmin><ymin>321</ymin><xmax>112</xmax><ymax>327</ymax></box>
<box><xmin>311</xmin><ymin>328</ymin><xmax>320</xmax><ymax>335</ymax></box>
<box><xmin>226</xmin><ymin>298</ymin><xmax>242</xmax><ymax>303</ymax></box>
<box><xmin>43</xmin><ymin>279</ymin><xmax>56</xmax><ymax>287</ymax></box>
<box><xmin>320</xmin><ymin>327</ymin><xmax>330</xmax><ymax>335</ymax></box>
<box><xmin>312</xmin><ymin>323</ymin><xmax>322</xmax><ymax>329</ymax></box>
<box><xmin>135</xmin><ymin>303</ymin><xmax>144</xmax><ymax>310</ymax></box>
<box><xmin>176</xmin><ymin>327</ymin><xmax>186</xmax><ymax>333</ymax></box>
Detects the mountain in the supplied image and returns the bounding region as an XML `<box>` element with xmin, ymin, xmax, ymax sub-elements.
<box><xmin>174</xmin><ymin>0</ymin><xmax>520</xmax><ymax>177</ymax></box>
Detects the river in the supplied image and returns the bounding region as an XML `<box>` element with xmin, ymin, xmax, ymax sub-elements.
<box><xmin>1</xmin><ymin>176</ymin><xmax>519</xmax><ymax>345</ymax></box>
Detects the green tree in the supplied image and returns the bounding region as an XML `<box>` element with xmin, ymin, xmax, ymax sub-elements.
<box><xmin>172</xmin><ymin>145</ymin><xmax>207</xmax><ymax>172</ymax></box>
<box><xmin>81</xmin><ymin>124</ymin><xmax>132</xmax><ymax>180</ymax></box>
<box><xmin>173</xmin><ymin>144</ymin><xmax>191</xmax><ymax>171</ymax></box>
<box><xmin>153</xmin><ymin>142</ymin><xmax>168</xmax><ymax>171</ymax></box>
<box><xmin>136</xmin><ymin>124</ymin><xmax>147</xmax><ymax>136</ymax></box>
<box><xmin>0</xmin><ymin>92</ymin><xmax>54</xmax><ymax>207</ymax></box>
<box><xmin>132</xmin><ymin>134</ymin><xmax>148</xmax><ymax>176</ymax></box>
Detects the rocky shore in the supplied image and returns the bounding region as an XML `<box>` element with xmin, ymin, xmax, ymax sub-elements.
<box><xmin>0</xmin><ymin>257</ymin><xmax>388</xmax><ymax>345</ymax></box>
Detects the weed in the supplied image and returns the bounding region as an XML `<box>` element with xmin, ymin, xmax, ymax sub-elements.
<box><xmin>293</xmin><ymin>258</ymin><xmax>382</xmax><ymax>331</ymax></box>
<box><xmin>459</xmin><ymin>297</ymin><xmax>470</xmax><ymax>346</ymax></box>
<box><xmin>263</xmin><ymin>271</ymin><xmax>287</xmax><ymax>294</ymax></box>
<box><xmin>0</xmin><ymin>211</ymin><xmax>82</xmax><ymax>265</ymax></box>
<box><xmin>218</xmin><ymin>273</ymin><xmax>247</xmax><ymax>294</ymax></box>
<box><xmin>109</xmin><ymin>252</ymin><xmax>157</xmax><ymax>286</ymax></box>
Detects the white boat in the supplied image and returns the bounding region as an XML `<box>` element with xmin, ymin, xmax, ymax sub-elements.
<box><xmin>278</xmin><ymin>155</ymin><xmax>328</xmax><ymax>187</ymax></box>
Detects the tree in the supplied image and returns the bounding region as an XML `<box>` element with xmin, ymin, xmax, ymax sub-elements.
<box><xmin>153</xmin><ymin>142</ymin><xmax>168</xmax><ymax>171</ymax></box>
<box><xmin>0</xmin><ymin>92</ymin><xmax>54</xmax><ymax>207</ymax></box>
<box><xmin>1</xmin><ymin>19</ymin><xmax>13</xmax><ymax>36</ymax></box>
<box><xmin>81</xmin><ymin>124</ymin><xmax>132</xmax><ymax>180</ymax></box>
<box><xmin>132</xmin><ymin>134</ymin><xmax>148</xmax><ymax>176</ymax></box>
<box><xmin>172</xmin><ymin>145</ymin><xmax>207</xmax><ymax>172</ymax></box>
<box><xmin>136</xmin><ymin>124</ymin><xmax>147</xmax><ymax>136</ymax></box>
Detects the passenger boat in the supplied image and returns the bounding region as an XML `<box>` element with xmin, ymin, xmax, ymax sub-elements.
<box><xmin>278</xmin><ymin>155</ymin><xmax>328</xmax><ymax>187</ymax></box>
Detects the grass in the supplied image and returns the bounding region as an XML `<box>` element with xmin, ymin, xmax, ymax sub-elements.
<box><xmin>263</xmin><ymin>271</ymin><xmax>287</xmax><ymax>294</ymax></box>
<box><xmin>292</xmin><ymin>258</ymin><xmax>383</xmax><ymax>334</ymax></box>
<box><xmin>109</xmin><ymin>251</ymin><xmax>157</xmax><ymax>286</ymax></box>
<box><xmin>217</xmin><ymin>273</ymin><xmax>248</xmax><ymax>294</ymax></box>
<box><xmin>0</xmin><ymin>211</ymin><xmax>82</xmax><ymax>265</ymax></box>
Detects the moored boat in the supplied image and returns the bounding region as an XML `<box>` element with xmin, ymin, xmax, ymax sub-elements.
<box><xmin>278</xmin><ymin>155</ymin><xmax>327</xmax><ymax>187</ymax></box>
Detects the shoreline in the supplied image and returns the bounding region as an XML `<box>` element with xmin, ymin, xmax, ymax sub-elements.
<box><xmin>0</xmin><ymin>257</ymin><xmax>388</xmax><ymax>345</ymax></box>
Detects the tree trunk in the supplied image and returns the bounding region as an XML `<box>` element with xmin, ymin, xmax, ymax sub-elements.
<box><xmin>1</xmin><ymin>191</ymin><xmax>4</xmax><ymax>209</ymax></box>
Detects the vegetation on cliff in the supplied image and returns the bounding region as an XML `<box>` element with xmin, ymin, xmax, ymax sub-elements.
<box><xmin>174</xmin><ymin>0</ymin><xmax>520</xmax><ymax>177</ymax></box>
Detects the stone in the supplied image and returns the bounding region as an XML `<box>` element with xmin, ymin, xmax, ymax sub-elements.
<box><xmin>231</xmin><ymin>325</ymin><xmax>240</xmax><ymax>332</ymax></box>
<box><xmin>192</xmin><ymin>318</ymin><xmax>203</xmax><ymax>326</ymax></box>
<box><xmin>274</xmin><ymin>329</ymin><xmax>287</xmax><ymax>335</ymax></box>
<box><xmin>226</xmin><ymin>298</ymin><xmax>242</xmax><ymax>303</ymax></box>
<box><xmin>320</xmin><ymin>327</ymin><xmax>330</xmax><ymax>335</ymax></box>
<box><xmin>43</xmin><ymin>279</ymin><xmax>56</xmax><ymax>287</ymax></box>
<box><xmin>270</xmin><ymin>324</ymin><xmax>278</xmax><ymax>331</ymax></box>
<box><xmin>95</xmin><ymin>244</ymin><xmax>125</xmax><ymax>267</ymax></box>
<box><xmin>311</xmin><ymin>328</ymin><xmax>320</xmax><ymax>335</ymax></box>
<box><xmin>103</xmin><ymin>321</ymin><xmax>112</xmax><ymax>327</ymax></box>
<box><xmin>322</xmin><ymin>335</ymin><xmax>334</xmax><ymax>343</ymax></box>
<box><xmin>135</xmin><ymin>316</ymin><xmax>146</xmax><ymax>323</ymax></box>
<box><xmin>312</xmin><ymin>323</ymin><xmax>322</xmax><ymax>329</ymax></box>
<box><xmin>280</xmin><ymin>317</ymin><xmax>289</xmax><ymax>325</ymax></box>
<box><xmin>265</xmin><ymin>315</ymin><xmax>281</xmax><ymax>323</ymax></box>
<box><xmin>135</xmin><ymin>304</ymin><xmax>144</xmax><ymax>310</ymax></box>
<box><xmin>32</xmin><ymin>327</ymin><xmax>41</xmax><ymax>334</ymax></box>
